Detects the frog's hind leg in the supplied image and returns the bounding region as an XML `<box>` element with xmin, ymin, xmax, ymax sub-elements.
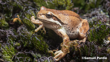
<box><xmin>54</xmin><ymin>27</ymin><xmax>71</xmax><ymax>61</ymax></box>
<box><xmin>79</xmin><ymin>19</ymin><xmax>89</xmax><ymax>40</ymax></box>
<box><xmin>31</xmin><ymin>16</ymin><xmax>46</xmax><ymax>33</ymax></box>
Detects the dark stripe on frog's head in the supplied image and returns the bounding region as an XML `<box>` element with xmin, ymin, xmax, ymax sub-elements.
<box><xmin>45</xmin><ymin>12</ymin><xmax>66</xmax><ymax>25</ymax></box>
<box><xmin>51</xmin><ymin>15</ymin><xmax>66</xmax><ymax>25</ymax></box>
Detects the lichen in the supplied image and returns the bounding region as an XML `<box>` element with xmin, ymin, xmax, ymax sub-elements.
<box><xmin>37</xmin><ymin>56</ymin><xmax>55</xmax><ymax>62</ymax></box>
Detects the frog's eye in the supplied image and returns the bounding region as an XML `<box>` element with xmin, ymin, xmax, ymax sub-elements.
<box><xmin>46</xmin><ymin>14</ymin><xmax>52</xmax><ymax>18</ymax></box>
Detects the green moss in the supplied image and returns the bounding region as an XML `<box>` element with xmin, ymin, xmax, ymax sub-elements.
<box><xmin>17</xmin><ymin>25</ymin><xmax>33</xmax><ymax>48</ymax></box>
<box><xmin>0</xmin><ymin>18</ymin><xmax>9</xmax><ymax>28</ymax></box>
<box><xmin>33</xmin><ymin>0</ymin><xmax>73</xmax><ymax>10</ymax></box>
<box><xmin>0</xmin><ymin>0</ymin><xmax>110</xmax><ymax>62</ymax></box>
<box><xmin>31</xmin><ymin>35</ymin><xmax>49</xmax><ymax>53</ymax></box>
<box><xmin>107</xmin><ymin>48</ymin><xmax>110</xmax><ymax>54</ymax></box>
<box><xmin>52</xmin><ymin>0</ymin><xmax>73</xmax><ymax>10</ymax></box>
<box><xmin>2</xmin><ymin>45</ymin><xmax>17</xmax><ymax>62</ymax></box>
<box><xmin>72</xmin><ymin>0</ymin><xmax>102</xmax><ymax>12</ymax></box>
<box><xmin>22</xmin><ymin>18</ymin><xmax>35</xmax><ymax>30</ymax></box>
<box><xmin>14</xmin><ymin>42</ymin><xmax>20</xmax><ymax>46</ymax></box>
<box><xmin>33</xmin><ymin>0</ymin><xmax>48</xmax><ymax>9</ymax></box>
<box><xmin>88</xmin><ymin>21</ymin><xmax>110</xmax><ymax>45</ymax></box>
<box><xmin>0</xmin><ymin>43</ymin><xmax>1</xmax><ymax>49</ymax></box>
<box><xmin>12</xmin><ymin>52</ymin><xmax>34</xmax><ymax>62</ymax></box>
<box><xmin>13</xmin><ymin>1</ymin><xmax>23</xmax><ymax>11</ymax></box>
<box><xmin>16</xmin><ymin>25</ymin><xmax>49</xmax><ymax>53</ymax></box>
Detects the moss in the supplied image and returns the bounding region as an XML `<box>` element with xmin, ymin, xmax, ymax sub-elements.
<box><xmin>88</xmin><ymin>21</ymin><xmax>110</xmax><ymax>45</ymax></box>
<box><xmin>22</xmin><ymin>17</ymin><xmax>35</xmax><ymax>30</ymax></box>
<box><xmin>52</xmin><ymin>0</ymin><xmax>73</xmax><ymax>10</ymax></box>
<box><xmin>31</xmin><ymin>35</ymin><xmax>49</xmax><ymax>53</ymax></box>
<box><xmin>33</xmin><ymin>0</ymin><xmax>73</xmax><ymax>10</ymax></box>
<box><xmin>16</xmin><ymin>25</ymin><xmax>49</xmax><ymax>53</ymax></box>
<box><xmin>13</xmin><ymin>1</ymin><xmax>23</xmax><ymax>11</ymax></box>
<box><xmin>84</xmin><ymin>8</ymin><xmax>110</xmax><ymax>45</ymax></box>
<box><xmin>13</xmin><ymin>52</ymin><xmax>33</xmax><ymax>62</ymax></box>
<box><xmin>2</xmin><ymin>45</ymin><xmax>17</xmax><ymax>62</ymax></box>
<box><xmin>0</xmin><ymin>0</ymin><xmax>110</xmax><ymax>62</ymax></box>
<box><xmin>72</xmin><ymin>0</ymin><xmax>102</xmax><ymax>12</ymax></box>
<box><xmin>0</xmin><ymin>25</ymin><xmax>49</xmax><ymax>61</ymax></box>
<box><xmin>107</xmin><ymin>48</ymin><xmax>110</xmax><ymax>54</ymax></box>
<box><xmin>33</xmin><ymin>0</ymin><xmax>48</xmax><ymax>9</ymax></box>
<box><xmin>0</xmin><ymin>43</ymin><xmax>1</xmax><ymax>48</ymax></box>
<box><xmin>0</xmin><ymin>18</ymin><xmax>9</xmax><ymax>28</ymax></box>
<box><xmin>17</xmin><ymin>25</ymin><xmax>33</xmax><ymax>48</ymax></box>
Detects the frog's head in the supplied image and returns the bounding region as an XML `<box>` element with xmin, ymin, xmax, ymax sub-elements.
<box><xmin>37</xmin><ymin>6</ymin><xmax>64</xmax><ymax>25</ymax></box>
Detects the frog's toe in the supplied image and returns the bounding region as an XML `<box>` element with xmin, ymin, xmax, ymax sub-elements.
<box><xmin>43</xmin><ymin>27</ymin><xmax>46</xmax><ymax>34</ymax></box>
<box><xmin>54</xmin><ymin>50</ymin><xmax>62</xmax><ymax>55</ymax></box>
<box><xmin>31</xmin><ymin>16</ymin><xmax>35</xmax><ymax>19</ymax></box>
<box><xmin>31</xmin><ymin>16</ymin><xmax>35</xmax><ymax>22</ymax></box>
<box><xmin>54</xmin><ymin>50</ymin><xmax>66</xmax><ymax>61</ymax></box>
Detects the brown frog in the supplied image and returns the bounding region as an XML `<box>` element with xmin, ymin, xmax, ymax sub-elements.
<box><xmin>31</xmin><ymin>6</ymin><xmax>89</xmax><ymax>61</ymax></box>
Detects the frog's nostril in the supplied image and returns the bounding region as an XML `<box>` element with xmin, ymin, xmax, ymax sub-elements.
<box><xmin>37</xmin><ymin>14</ymin><xmax>42</xmax><ymax>17</ymax></box>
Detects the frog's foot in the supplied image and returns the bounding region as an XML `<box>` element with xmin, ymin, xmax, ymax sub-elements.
<box><xmin>31</xmin><ymin>16</ymin><xmax>46</xmax><ymax>33</ymax></box>
<box><xmin>54</xmin><ymin>50</ymin><xmax>66</xmax><ymax>61</ymax></box>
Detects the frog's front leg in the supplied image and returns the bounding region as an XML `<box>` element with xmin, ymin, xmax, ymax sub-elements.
<box><xmin>31</xmin><ymin>16</ymin><xmax>46</xmax><ymax>33</ymax></box>
<box><xmin>54</xmin><ymin>27</ymin><xmax>70</xmax><ymax>61</ymax></box>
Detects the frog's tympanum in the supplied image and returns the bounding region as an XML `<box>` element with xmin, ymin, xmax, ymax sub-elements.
<box><xmin>31</xmin><ymin>6</ymin><xmax>89</xmax><ymax>61</ymax></box>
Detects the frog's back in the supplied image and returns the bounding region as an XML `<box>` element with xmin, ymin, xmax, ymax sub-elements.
<box><xmin>45</xmin><ymin>8</ymin><xmax>81</xmax><ymax>20</ymax></box>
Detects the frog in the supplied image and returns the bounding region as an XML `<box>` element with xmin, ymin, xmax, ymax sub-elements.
<box><xmin>31</xmin><ymin>6</ymin><xmax>89</xmax><ymax>61</ymax></box>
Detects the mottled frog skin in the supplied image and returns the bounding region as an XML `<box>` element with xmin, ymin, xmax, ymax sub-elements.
<box><xmin>31</xmin><ymin>6</ymin><xmax>89</xmax><ymax>61</ymax></box>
